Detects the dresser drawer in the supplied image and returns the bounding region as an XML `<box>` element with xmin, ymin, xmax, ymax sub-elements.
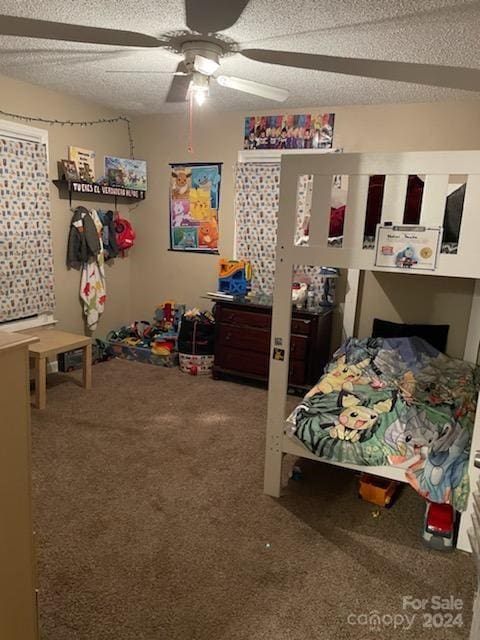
<box><xmin>218</xmin><ymin>324</ymin><xmax>308</xmax><ymax>360</ymax></box>
<box><xmin>219</xmin><ymin>324</ymin><xmax>269</xmax><ymax>354</ymax></box>
<box><xmin>217</xmin><ymin>306</ymin><xmax>271</xmax><ymax>330</ymax></box>
<box><xmin>290</xmin><ymin>335</ymin><xmax>308</xmax><ymax>360</ymax></box>
<box><xmin>216</xmin><ymin>346</ymin><xmax>268</xmax><ymax>378</ymax></box>
<box><xmin>288</xmin><ymin>359</ymin><xmax>306</xmax><ymax>386</ymax></box>
<box><xmin>215</xmin><ymin>346</ymin><xmax>306</xmax><ymax>386</ymax></box>
<box><xmin>217</xmin><ymin>306</ymin><xmax>312</xmax><ymax>337</ymax></box>
<box><xmin>291</xmin><ymin>317</ymin><xmax>312</xmax><ymax>336</ymax></box>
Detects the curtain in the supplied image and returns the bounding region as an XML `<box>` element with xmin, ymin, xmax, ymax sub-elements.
<box><xmin>0</xmin><ymin>137</ymin><xmax>55</xmax><ymax>322</ymax></box>
<box><xmin>234</xmin><ymin>161</ymin><xmax>334</xmax><ymax>301</ymax></box>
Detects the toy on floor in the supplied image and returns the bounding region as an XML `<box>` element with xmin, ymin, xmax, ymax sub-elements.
<box><xmin>422</xmin><ymin>502</ymin><xmax>455</xmax><ymax>550</ymax></box>
<box><xmin>218</xmin><ymin>258</ymin><xmax>252</xmax><ymax>296</ymax></box>
<box><xmin>131</xmin><ymin>320</ymin><xmax>154</xmax><ymax>340</ymax></box>
<box><xmin>289</xmin><ymin>465</ymin><xmax>303</xmax><ymax>481</ymax></box>
<box><xmin>106</xmin><ymin>302</ymin><xmax>185</xmax><ymax>368</ymax></box>
<box><xmin>358</xmin><ymin>473</ymin><xmax>400</xmax><ymax>507</ymax></box>
<box><xmin>178</xmin><ymin>307</ymin><xmax>215</xmax><ymax>375</ymax></box>
<box><xmin>154</xmin><ymin>300</ymin><xmax>185</xmax><ymax>334</ymax></box>
<box><xmin>151</xmin><ymin>340</ymin><xmax>175</xmax><ymax>356</ymax></box>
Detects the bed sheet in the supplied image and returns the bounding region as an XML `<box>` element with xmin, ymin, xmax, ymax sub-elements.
<box><xmin>288</xmin><ymin>337</ymin><xmax>479</xmax><ymax>511</ymax></box>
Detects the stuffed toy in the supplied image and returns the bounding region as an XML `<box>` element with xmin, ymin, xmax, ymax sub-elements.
<box><xmin>291</xmin><ymin>282</ymin><xmax>308</xmax><ymax>308</ymax></box>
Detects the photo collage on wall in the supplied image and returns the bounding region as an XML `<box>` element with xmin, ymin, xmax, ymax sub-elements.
<box><xmin>244</xmin><ymin>113</ymin><xmax>335</xmax><ymax>150</ymax></box>
<box><xmin>169</xmin><ymin>162</ymin><xmax>222</xmax><ymax>253</ymax></box>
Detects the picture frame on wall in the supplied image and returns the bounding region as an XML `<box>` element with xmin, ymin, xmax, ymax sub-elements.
<box><xmin>243</xmin><ymin>113</ymin><xmax>335</xmax><ymax>150</ymax></box>
<box><xmin>169</xmin><ymin>162</ymin><xmax>222</xmax><ymax>254</ymax></box>
<box><xmin>104</xmin><ymin>156</ymin><xmax>147</xmax><ymax>191</ymax></box>
<box><xmin>60</xmin><ymin>159</ymin><xmax>79</xmax><ymax>182</ymax></box>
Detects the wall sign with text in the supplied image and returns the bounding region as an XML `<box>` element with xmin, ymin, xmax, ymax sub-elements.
<box><xmin>375</xmin><ymin>225</ymin><xmax>442</xmax><ymax>271</ymax></box>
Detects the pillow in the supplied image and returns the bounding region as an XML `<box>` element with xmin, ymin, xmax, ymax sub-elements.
<box><xmin>372</xmin><ymin>318</ymin><xmax>449</xmax><ymax>353</ymax></box>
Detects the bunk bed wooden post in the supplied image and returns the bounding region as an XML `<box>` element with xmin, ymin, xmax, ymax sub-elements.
<box><xmin>263</xmin><ymin>158</ymin><xmax>299</xmax><ymax>497</ymax></box>
<box><xmin>263</xmin><ymin>252</ymin><xmax>291</xmax><ymax>497</ymax></box>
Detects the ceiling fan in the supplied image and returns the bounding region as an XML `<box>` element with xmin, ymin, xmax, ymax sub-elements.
<box><xmin>2</xmin><ymin>0</ymin><xmax>480</xmax><ymax>107</ymax></box>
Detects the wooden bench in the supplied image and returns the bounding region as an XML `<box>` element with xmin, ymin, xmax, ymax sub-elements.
<box><xmin>22</xmin><ymin>328</ymin><xmax>92</xmax><ymax>410</ymax></box>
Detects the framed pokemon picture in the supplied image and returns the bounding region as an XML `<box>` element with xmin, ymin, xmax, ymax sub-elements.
<box><xmin>375</xmin><ymin>225</ymin><xmax>442</xmax><ymax>271</ymax></box>
<box><xmin>169</xmin><ymin>162</ymin><xmax>222</xmax><ymax>253</ymax></box>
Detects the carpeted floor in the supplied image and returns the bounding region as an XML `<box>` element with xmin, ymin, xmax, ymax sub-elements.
<box><xmin>31</xmin><ymin>358</ymin><xmax>475</xmax><ymax>640</ymax></box>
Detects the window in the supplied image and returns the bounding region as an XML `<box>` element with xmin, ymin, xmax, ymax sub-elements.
<box><xmin>0</xmin><ymin>119</ymin><xmax>55</xmax><ymax>325</ymax></box>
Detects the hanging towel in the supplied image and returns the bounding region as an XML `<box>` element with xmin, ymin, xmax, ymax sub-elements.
<box><xmin>80</xmin><ymin>209</ymin><xmax>106</xmax><ymax>331</ymax></box>
<box><xmin>80</xmin><ymin>260</ymin><xmax>106</xmax><ymax>330</ymax></box>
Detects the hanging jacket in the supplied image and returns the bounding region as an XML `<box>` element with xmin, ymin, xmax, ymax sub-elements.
<box><xmin>67</xmin><ymin>206</ymin><xmax>101</xmax><ymax>269</ymax></box>
<box><xmin>98</xmin><ymin>210</ymin><xmax>119</xmax><ymax>260</ymax></box>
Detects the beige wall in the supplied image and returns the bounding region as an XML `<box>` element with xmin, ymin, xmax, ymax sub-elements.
<box><xmin>131</xmin><ymin>101</ymin><xmax>480</xmax><ymax>357</ymax></box>
<box><xmin>0</xmin><ymin>73</ymin><xmax>134</xmax><ymax>336</ymax></box>
<box><xmin>1</xmin><ymin>73</ymin><xmax>479</xmax><ymax>354</ymax></box>
<box><xmin>130</xmin><ymin>108</ymin><xmax>241</xmax><ymax>317</ymax></box>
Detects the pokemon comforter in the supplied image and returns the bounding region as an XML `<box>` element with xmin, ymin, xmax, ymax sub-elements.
<box><xmin>288</xmin><ymin>337</ymin><xmax>480</xmax><ymax>511</ymax></box>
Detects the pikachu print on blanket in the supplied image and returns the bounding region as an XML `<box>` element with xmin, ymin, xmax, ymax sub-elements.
<box><xmin>189</xmin><ymin>188</ymin><xmax>213</xmax><ymax>222</ymax></box>
<box><xmin>329</xmin><ymin>392</ymin><xmax>394</xmax><ymax>443</ymax></box>
<box><xmin>305</xmin><ymin>354</ymin><xmax>370</xmax><ymax>399</ymax></box>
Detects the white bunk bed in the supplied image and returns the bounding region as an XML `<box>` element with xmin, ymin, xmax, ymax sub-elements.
<box><xmin>264</xmin><ymin>150</ymin><xmax>480</xmax><ymax>555</ymax></box>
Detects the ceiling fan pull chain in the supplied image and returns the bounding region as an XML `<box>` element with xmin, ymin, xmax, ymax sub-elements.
<box><xmin>187</xmin><ymin>90</ymin><xmax>194</xmax><ymax>154</ymax></box>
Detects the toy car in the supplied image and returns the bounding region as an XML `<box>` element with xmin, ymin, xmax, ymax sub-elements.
<box><xmin>422</xmin><ymin>502</ymin><xmax>455</xmax><ymax>550</ymax></box>
<box><xmin>358</xmin><ymin>473</ymin><xmax>400</xmax><ymax>507</ymax></box>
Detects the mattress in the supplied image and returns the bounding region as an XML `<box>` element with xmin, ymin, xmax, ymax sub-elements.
<box><xmin>288</xmin><ymin>336</ymin><xmax>479</xmax><ymax>511</ymax></box>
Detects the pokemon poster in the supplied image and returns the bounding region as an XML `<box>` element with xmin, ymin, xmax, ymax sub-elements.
<box><xmin>243</xmin><ymin>113</ymin><xmax>335</xmax><ymax>150</ymax></box>
<box><xmin>169</xmin><ymin>162</ymin><xmax>222</xmax><ymax>253</ymax></box>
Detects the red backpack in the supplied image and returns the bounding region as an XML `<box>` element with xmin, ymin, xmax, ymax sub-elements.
<box><xmin>114</xmin><ymin>212</ymin><xmax>136</xmax><ymax>255</ymax></box>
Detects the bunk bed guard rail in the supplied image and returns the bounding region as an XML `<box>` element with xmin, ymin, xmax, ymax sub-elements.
<box><xmin>275</xmin><ymin>150</ymin><xmax>480</xmax><ymax>279</ymax></box>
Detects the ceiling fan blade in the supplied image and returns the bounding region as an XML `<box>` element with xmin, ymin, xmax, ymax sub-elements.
<box><xmin>216</xmin><ymin>75</ymin><xmax>289</xmax><ymax>101</ymax></box>
<box><xmin>106</xmin><ymin>70</ymin><xmax>188</xmax><ymax>75</ymax></box>
<box><xmin>241</xmin><ymin>49</ymin><xmax>480</xmax><ymax>92</ymax></box>
<box><xmin>185</xmin><ymin>0</ymin><xmax>250</xmax><ymax>33</ymax></box>
<box><xmin>166</xmin><ymin>63</ymin><xmax>191</xmax><ymax>102</ymax></box>
<box><xmin>0</xmin><ymin>14</ymin><xmax>164</xmax><ymax>47</ymax></box>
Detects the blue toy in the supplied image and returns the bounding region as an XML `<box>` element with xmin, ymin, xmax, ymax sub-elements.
<box><xmin>218</xmin><ymin>258</ymin><xmax>252</xmax><ymax>296</ymax></box>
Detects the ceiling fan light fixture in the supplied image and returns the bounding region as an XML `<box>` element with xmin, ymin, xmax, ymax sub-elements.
<box><xmin>194</xmin><ymin>87</ymin><xmax>208</xmax><ymax>106</ymax></box>
<box><xmin>190</xmin><ymin>72</ymin><xmax>210</xmax><ymax>106</ymax></box>
<box><xmin>193</xmin><ymin>54</ymin><xmax>220</xmax><ymax>76</ymax></box>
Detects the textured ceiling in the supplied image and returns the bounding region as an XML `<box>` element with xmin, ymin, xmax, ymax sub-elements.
<box><xmin>0</xmin><ymin>0</ymin><xmax>480</xmax><ymax>114</ymax></box>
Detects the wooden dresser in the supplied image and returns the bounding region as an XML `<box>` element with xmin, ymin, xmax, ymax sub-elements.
<box><xmin>0</xmin><ymin>332</ymin><xmax>39</xmax><ymax>640</ymax></box>
<box><xmin>213</xmin><ymin>301</ymin><xmax>333</xmax><ymax>393</ymax></box>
